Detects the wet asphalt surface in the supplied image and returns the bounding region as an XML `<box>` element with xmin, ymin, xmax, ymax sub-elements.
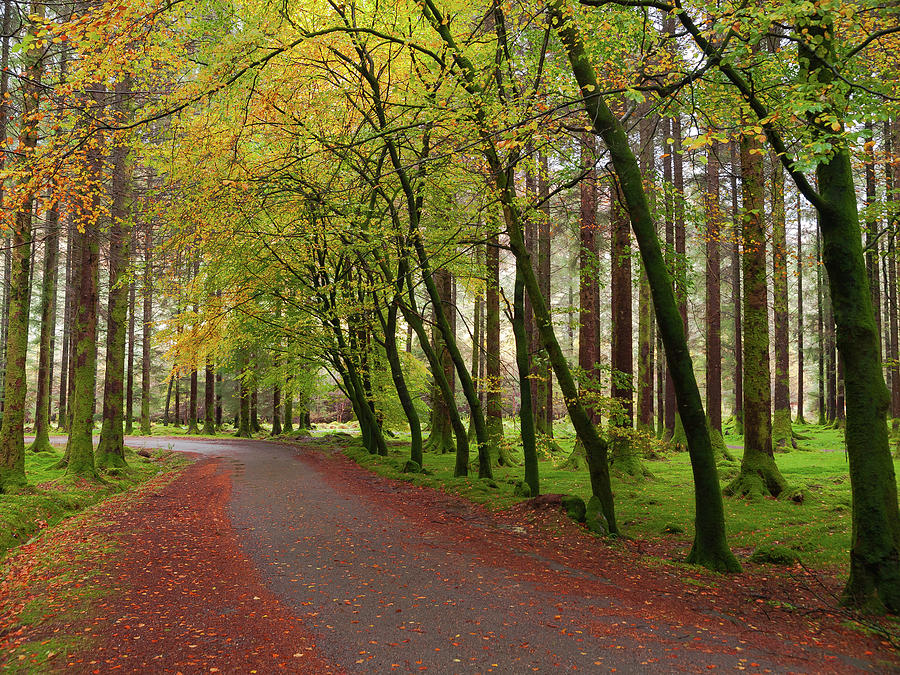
<box><xmin>105</xmin><ymin>436</ymin><xmax>874</xmax><ymax>674</ymax></box>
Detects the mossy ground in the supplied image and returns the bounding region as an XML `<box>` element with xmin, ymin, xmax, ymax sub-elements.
<box><xmin>340</xmin><ymin>418</ymin><xmax>884</xmax><ymax>569</ymax></box>
<box><xmin>0</xmin><ymin>445</ymin><xmax>190</xmax><ymax>560</ymax></box>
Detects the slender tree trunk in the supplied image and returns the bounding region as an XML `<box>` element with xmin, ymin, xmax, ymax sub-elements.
<box><xmin>887</xmin><ymin>121</ymin><xmax>900</xmax><ymax>422</ymax></box>
<box><xmin>383</xmin><ymin>298</ymin><xmax>422</xmax><ymax>467</ymax></box>
<box><xmin>237</xmin><ymin>357</ymin><xmax>250</xmax><ymax>438</ymax></box>
<box><xmin>535</xmin><ymin>153</ymin><xmax>553</xmax><ymax>438</ymax></box>
<box><xmin>771</xmin><ymin>157</ymin><xmax>792</xmax><ymax>449</ymax></box>
<box><xmin>215</xmin><ymin>371</ymin><xmax>223</xmax><ymax>428</ymax></box>
<box><xmin>637</xmin><ymin>117</ymin><xmax>654</xmax><ymax>431</ymax></box>
<box><xmin>58</xmin><ymin>225</ymin><xmax>74</xmax><ymax>430</ymax></box>
<box><xmin>424</xmin><ymin>268</ymin><xmax>456</xmax><ymax>454</ymax></box>
<box><xmin>663</xmin><ymin>117</ymin><xmax>676</xmax><ymax>435</ymax></box>
<box><xmin>28</xmin><ymin>198</ymin><xmax>60</xmax><ymax>454</ymax></box>
<box><xmin>817</xmin><ymin>223</ymin><xmax>826</xmax><ymax>424</ymax></box>
<box><xmin>725</xmin><ymin>134</ymin><xmax>786</xmax><ymax>498</ymax></box>
<box><xmin>174</xmin><ymin>373</ymin><xmax>181</xmax><ymax>426</ymax></box>
<box><xmin>579</xmin><ymin>133</ymin><xmax>599</xmax><ymax>407</ymax></box>
<box><xmin>282</xmin><ymin>383</ymin><xmax>293</xmax><ymax>432</ymax></box>
<box><xmin>512</xmin><ymin>262</ymin><xmax>539</xmax><ymax>497</ymax></box>
<box><xmin>796</xmin><ymin>195</ymin><xmax>806</xmax><ymax>423</ymax></box>
<box><xmin>124</xmin><ymin>281</ymin><xmax>135</xmax><ymax>434</ymax></box>
<box><xmin>485</xmin><ymin>233</ymin><xmax>504</xmax><ymax>457</ymax></box>
<box><xmin>865</xmin><ymin>123</ymin><xmax>882</xmax><ymax>356</ymax></box>
<box><xmin>730</xmin><ymin>142</ymin><xmax>744</xmax><ymax>433</ymax></box>
<box><xmin>610</xmin><ymin>182</ymin><xmax>633</xmax><ymax>426</ymax></box>
<box><xmin>203</xmin><ymin>357</ymin><xmax>215</xmax><ymax>434</ymax></box>
<box><xmin>705</xmin><ymin>143</ymin><xmax>722</xmax><ymax>433</ymax></box>
<box><xmin>140</xmin><ymin>222</ymin><xmax>152</xmax><ymax>435</ymax></box>
<box><xmin>825</xmin><ymin>268</ymin><xmax>837</xmax><ymax>423</ymax></box>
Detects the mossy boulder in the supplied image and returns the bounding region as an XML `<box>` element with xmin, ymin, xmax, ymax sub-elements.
<box><xmin>513</xmin><ymin>480</ymin><xmax>532</xmax><ymax>498</ymax></box>
<box><xmin>401</xmin><ymin>460</ymin><xmax>422</xmax><ymax>474</ymax></box>
<box><xmin>749</xmin><ymin>544</ymin><xmax>801</xmax><ymax>566</ymax></box>
<box><xmin>662</xmin><ymin>523</ymin><xmax>685</xmax><ymax>534</ymax></box>
<box><xmin>560</xmin><ymin>494</ymin><xmax>586</xmax><ymax>523</ymax></box>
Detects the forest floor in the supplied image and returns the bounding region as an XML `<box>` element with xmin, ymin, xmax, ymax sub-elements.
<box><xmin>0</xmin><ymin>434</ymin><xmax>897</xmax><ymax>673</ymax></box>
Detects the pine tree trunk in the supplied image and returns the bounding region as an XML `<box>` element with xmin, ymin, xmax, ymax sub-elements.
<box><xmin>485</xmin><ymin>233</ymin><xmax>504</xmax><ymax>459</ymax></box>
<box><xmin>705</xmin><ymin>143</ymin><xmax>722</xmax><ymax>433</ymax></box>
<box><xmin>817</xmin><ymin>226</ymin><xmax>826</xmax><ymax>424</ymax></box>
<box><xmin>610</xmin><ymin>182</ymin><xmax>633</xmax><ymax>426</ymax></box>
<box><xmin>423</xmin><ymin>268</ymin><xmax>456</xmax><ymax>454</ymax></box>
<box><xmin>535</xmin><ymin>153</ymin><xmax>553</xmax><ymax>438</ymax></box>
<box><xmin>124</xmin><ymin>280</ymin><xmax>135</xmax><ymax>434</ymax></box>
<box><xmin>796</xmin><ymin>196</ymin><xmax>806</xmax><ymax>423</ymax></box>
<box><xmin>203</xmin><ymin>358</ymin><xmax>215</xmax><ymax>434</ymax></box>
<box><xmin>771</xmin><ymin>157</ymin><xmax>792</xmax><ymax>450</ymax></box>
<box><xmin>663</xmin><ymin>116</ymin><xmax>676</xmax><ymax>435</ymax></box>
<box><xmin>28</xmin><ymin>198</ymin><xmax>60</xmax><ymax>454</ymax></box>
<box><xmin>96</xmin><ymin>80</ymin><xmax>133</xmax><ymax>468</ymax></box>
<box><xmin>725</xmin><ymin>134</ymin><xmax>786</xmax><ymax>498</ymax></box>
<box><xmin>730</xmin><ymin>142</ymin><xmax>744</xmax><ymax>433</ymax></box>
<box><xmin>58</xmin><ymin>224</ymin><xmax>74</xmax><ymax>430</ymax></box>
<box><xmin>887</xmin><ymin>120</ymin><xmax>900</xmax><ymax>421</ymax></box>
<box><xmin>0</xmin><ymin>2</ymin><xmax>42</xmax><ymax>490</ymax></box>
<box><xmin>638</xmin><ymin>116</ymin><xmax>655</xmax><ymax>431</ymax></box>
<box><xmin>140</xmin><ymin>222</ymin><xmax>152</xmax><ymax>435</ymax></box>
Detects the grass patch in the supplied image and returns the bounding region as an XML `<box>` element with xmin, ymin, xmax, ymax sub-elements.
<box><xmin>0</xmin><ymin>445</ymin><xmax>190</xmax><ymax>561</ymax></box>
<box><xmin>338</xmin><ymin>420</ymin><xmax>885</xmax><ymax>569</ymax></box>
<box><xmin>3</xmin><ymin>636</ymin><xmax>88</xmax><ymax>674</ymax></box>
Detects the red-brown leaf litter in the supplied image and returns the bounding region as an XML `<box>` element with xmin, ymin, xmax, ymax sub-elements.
<box><xmin>1</xmin><ymin>438</ymin><xmax>898</xmax><ymax>673</ymax></box>
<box><xmin>1</xmin><ymin>457</ymin><xmax>336</xmax><ymax>673</ymax></box>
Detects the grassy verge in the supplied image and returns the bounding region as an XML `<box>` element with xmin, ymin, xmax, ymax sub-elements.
<box><xmin>338</xmin><ymin>421</ymin><xmax>891</xmax><ymax>569</ymax></box>
<box><xmin>0</xmin><ymin>445</ymin><xmax>191</xmax><ymax>560</ymax></box>
<box><xmin>0</xmin><ymin>446</ymin><xmax>191</xmax><ymax>673</ymax></box>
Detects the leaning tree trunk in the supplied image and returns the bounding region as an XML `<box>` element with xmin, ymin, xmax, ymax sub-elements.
<box><xmin>511</xmin><ymin>262</ymin><xmax>539</xmax><ymax>497</ymax></box>
<box><xmin>725</xmin><ymin>134</ymin><xmax>787</xmax><ymax>499</ymax></box>
<box><xmin>552</xmin><ymin>4</ymin><xmax>739</xmax><ymax>570</ymax></box>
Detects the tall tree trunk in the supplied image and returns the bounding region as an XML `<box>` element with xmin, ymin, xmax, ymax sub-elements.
<box><xmin>817</xmin><ymin>224</ymin><xmax>826</xmax><ymax>424</ymax></box>
<box><xmin>423</xmin><ymin>267</ymin><xmax>456</xmax><ymax>454</ymax></box>
<box><xmin>796</xmin><ymin>195</ymin><xmax>806</xmax><ymax>423</ymax></box>
<box><xmin>124</xmin><ymin>281</ymin><xmax>135</xmax><ymax>434</ymax></box>
<box><xmin>535</xmin><ymin>153</ymin><xmax>553</xmax><ymax>438</ymax></box>
<box><xmin>28</xmin><ymin>198</ymin><xmax>60</xmax><ymax>454</ymax></box>
<box><xmin>58</xmin><ymin>224</ymin><xmax>74</xmax><ymax>430</ymax></box>
<box><xmin>663</xmin><ymin>116</ymin><xmax>676</xmax><ymax>435</ymax></box>
<box><xmin>67</xmin><ymin>94</ymin><xmax>106</xmax><ymax>479</ymax></box>
<box><xmin>730</xmin><ymin>141</ymin><xmax>744</xmax><ymax>434</ymax></box>
<box><xmin>637</xmin><ymin>116</ymin><xmax>654</xmax><ymax>431</ymax></box>
<box><xmin>563</xmin><ymin>132</ymin><xmax>600</xmax><ymax>471</ymax></box>
<box><xmin>887</xmin><ymin>120</ymin><xmax>900</xmax><ymax>423</ymax></box>
<box><xmin>0</xmin><ymin>1</ymin><xmax>43</xmax><ymax>490</ymax></box>
<box><xmin>96</xmin><ymin>80</ymin><xmax>133</xmax><ymax>469</ymax></box>
<box><xmin>705</xmin><ymin>143</ymin><xmax>722</xmax><ymax>433</ymax></box>
<box><xmin>771</xmin><ymin>157</ymin><xmax>792</xmax><ymax>450</ymax></box>
<box><xmin>237</xmin><ymin>357</ymin><xmax>251</xmax><ymax>438</ymax></box>
<box><xmin>140</xmin><ymin>221</ymin><xmax>153</xmax><ymax>435</ymax></box>
<box><xmin>865</xmin><ymin>123</ymin><xmax>882</xmax><ymax>356</ymax></box>
<box><xmin>215</xmin><ymin>371</ymin><xmax>223</xmax><ymax>428</ymax></box>
<box><xmin>203</xmin><ymin>357</ymin><xmax>215</xmax><ymax>435</ymax></box>
<box><xmin>485</xmin><ymin>232</ymin><xmax>504</xmax><ymax>460</ymax></box>
<box><xmin>512</xmin><ymin>260</ymin><xmax>539</xmax><ymax>497</ymax></box>
<box><xmin>282</xmin><ymin>384</ymin><xmax>292</xmax><ymax>432</ymax></box>
<box><xmin>0</xmin><ymin>0</ymin><xmax>9</xmax><ymax>424</ymax></box>
<box><xmin>725</xmin><ymin>134</ymin><xmax>786</xmax><ymax>498</ymax></box>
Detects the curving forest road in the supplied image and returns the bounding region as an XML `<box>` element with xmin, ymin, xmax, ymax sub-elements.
<box><xmin>14</xmin><ymin>435</ymin><xmax>894</xmax><ymax>673</ymax></box>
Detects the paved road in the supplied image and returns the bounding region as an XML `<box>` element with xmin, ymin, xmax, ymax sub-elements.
<box><xmin>90</xmin><ymin>436</ymin><xmax>878</xmax><ymax>673</ymax></box>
